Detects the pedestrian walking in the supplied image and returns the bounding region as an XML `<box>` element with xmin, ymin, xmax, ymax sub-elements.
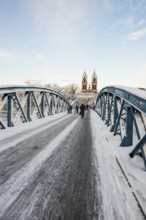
<box><xmin>80</xmin><ymin>103</ymin><xmax>85</xmax><ymax>118</ymax></box>
<box><xmin>75</xmin><ymin>105</ymin><xmax>78</xmax><ymax>113</ymax></box>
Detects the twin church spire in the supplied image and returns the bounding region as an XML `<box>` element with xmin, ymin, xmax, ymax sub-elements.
<box><xmin>82</xmin><ymin>70</ymin><xmax>97</xmax><ymax>93</ymax></box>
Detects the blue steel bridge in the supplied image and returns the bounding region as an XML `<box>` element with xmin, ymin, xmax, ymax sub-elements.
<box><xmin>0</xmin><ymin>85</ymin><xmax>146</xmax><ymax>219</ymax></box>
<box><xmin>0</xmin><ymin>85</ymin><xmax>146</xmax><ymax>167</ymax></box>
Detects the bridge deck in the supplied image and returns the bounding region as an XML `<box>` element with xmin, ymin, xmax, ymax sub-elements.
<box><xmin>0</xmin><ymin>111</ymin><xmax>145</xmax><ymax>219</ymax></box>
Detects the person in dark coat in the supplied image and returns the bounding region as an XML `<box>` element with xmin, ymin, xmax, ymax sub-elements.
<box><xmin>80</xmin><ymin>103</ymin><xmax>85</xmax><ymax>118</ymax></box>
<box><xmin>67</xmin><ymin>104</ymin><xmax>72</xmax><ymax>114</ymax></box>
<box><xmin>75</xmin><ymin>105</ymin><xmax>78</xmax><ymax>113</ymax></box>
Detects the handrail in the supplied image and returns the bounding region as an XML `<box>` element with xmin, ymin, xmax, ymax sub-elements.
<box><xmin>0</xmin><ymin>85</ymin><xmax>67</xmax><ymax>102</ymax></box>
<box><xmin>95</xmin><ymin>85</ymin><xmax>146</xmax><ymax>170</ymax></box>
<box><xmin>97</xmin><ymin>86</ymin><xmax>146</xmax><ymax>114</ymax></box>
<box><xmin>0</xmin><ymin>86</ymin><xmax>69</xmax><ymax>129</ymax></box>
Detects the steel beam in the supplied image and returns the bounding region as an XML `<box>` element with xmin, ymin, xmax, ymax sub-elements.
<box><xmin>7</xmin><ymin>94</ymin><xmax>14</xmax><ymax>127</ymax></box>
<box><xmin>120</xmin><ymin>105</ymin><xmax>133</xmax><ymax>146</ymax></box>
<box><xmin>129</xmin><ymin>134</ymin><xmax>146</xmax><ymax>157</ymax></box>
<box><xmin>41</xmin><ymin>92</ymin><xmax>45</xmax><ymax>117</ymax></box>
<box><xmin>27</xmin><ymin>92</ymin><xmax>32</xmax><ymax>121</ymax></box>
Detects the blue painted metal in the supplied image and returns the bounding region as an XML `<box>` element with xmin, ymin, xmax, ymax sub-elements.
<box><xmin>43</xmin><ymin>93</ymin><xmax>51</xmax><ymax>115</ymax></box>
<box><xmin>101</xmin><ymin>94</ymin><xmax>106</xmax><ymax>120</ymax></box>
<box><xmin>0</xmin><ymin>121</ymin><xmax>5</xmax><ymax>129</ymax></box>
<box><xmin>49</xmin><ymin>94</ymin><xmax>53</xmax><ymax>115</ymax></box>
<box><xmin>129</xmin><ymin>134</ymin><xmax>146</xmax><ymax>168</ymax></box>
<box><xmin>141</xmin><ymin>149</ymin><xmax>146</xmax><ymax>171</ymax></box>
<box><xmin>0</xmin><ymin>86</ymin><xmax>69</xmax><ymax>129</ymax></box>
<box><xmin>114</xmin><ymin>100</ymin><xmax>125</xmax><ymax>136</ymax></box>
<box><xmin>13</xmin><ymin>93</ymin><xmax>28</xmax><ymax>123</ymax></box>
<box><xmin>120</xmin><ymin>105</ymin><xmax>133</xmax><ymax>146</ymax></box>
<box><xmin>95</xmin><ymin>85</ymin><xmax>146</xmax><ymax>170</ymax></box>
<box><xmin>41</xmin><ymin>92</ymin><xmax>45</xmax><ymax>117</ymax></box>
<box><xmin>27</xmin><ymin>92</ymin><xmax>32</xmax><ymax>122</ymax></box>
<box><xmin>110</xmin><ymin>96</ymin><xmax>118</xmax><ymax>132</ymax></box>
<box><xmin>31</xmin><ymin>92</ymin><xmax>42</xmax><ymax>119</ymax></box>
<box><xmin>131</xmin><ymin>108</ymin><xmax>140</xmax><ymax>140</ymax></box>
<box><xmin>8</xmin><ymin>93</ymin><xmax>14</xmax><ymax>127</ymax></box>
<box><xmin>97</xmin><ymin>86</ymin><xmax>146</xmax><ymax>113</ymax></box>
<box><xmin>106</xmin><ymin>93</ymin><xmax>112</xmax><ymax>126</ymax></box>
<box><xmin>139</xmin><ymin>112</ymin><xmax>146</xmax><ymax>132</ymax></box>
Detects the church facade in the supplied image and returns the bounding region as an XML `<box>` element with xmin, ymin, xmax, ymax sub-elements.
<box><xmin>76</xmin><ymin>70</ymin><xmax>98</xmax><ymax>106</ymax></box>
<box><xmin>82</xmin><ymin>70</ymin><xmax>97</xmax><ymax>93</ymax></box>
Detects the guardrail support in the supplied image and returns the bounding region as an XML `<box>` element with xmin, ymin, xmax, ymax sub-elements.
<box><xmin>27</xmin><ymin>92</ymin><xmax>32</xmax><ymax>121</ymax></box>
<box><xmin>120</xmin><ymin>105</ymin><xmax>133</xmax><ymax>146</ymax></box>
<box><xmin>110</xmin><ymin>96</ymin><xmax>118</xmax><ymax>132</ymax></box>
<box><xmin>129</xmin><ymin>134</ymin><xmax>146</xmax><ymax>170</ymax></box>
<box><xmin>7</xmin><ymin>93</ymin><xmax>14</xmax><ymax>127</ymax></box>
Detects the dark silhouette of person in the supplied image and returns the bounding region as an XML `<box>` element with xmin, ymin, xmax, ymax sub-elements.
<box><xmin>80</xmin><ymin>104</ymin><xmax>85</xmax><ymax>118</ymax></box>
<box><xmin>67</xmin><ymin>105</ymin><xmax>72</xmax><ymax>114</ymax></box>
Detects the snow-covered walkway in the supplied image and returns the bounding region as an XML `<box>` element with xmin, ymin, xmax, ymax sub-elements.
<box><xmin>0</xmin><ymin>110</ymin><xmax>145</xmax><ymax>220</ymax></box>
<box><xmin>91</xmin><ymin>111</ymin><xmax>146</xmax><ymax>220</ymax></box>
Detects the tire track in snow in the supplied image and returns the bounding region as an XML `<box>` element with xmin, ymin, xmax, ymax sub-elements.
<box><xmin>0</xmin><ymin>115</ymin><xmax>78</xmax><ymax>185</ymax></box>
<box><xmin>0</xmin><ymin>117</ymin><xmax>79</xmax><ymax>217</ymax></box>
<box><xmin>2</xmin><ymin>111</ymin><xmax>102</xmax><ymax>220</ymax></box>
<box><xmin>0</xmin><ymin>114</ymin><xmax>72</xmax><ymax>153</ymax></box>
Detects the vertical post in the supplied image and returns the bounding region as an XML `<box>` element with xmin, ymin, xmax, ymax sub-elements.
<box><xmin>56</xmin><ymin>95</ymin><xmax>59</xmax><ymax>113</ymax></box>
<box><xmin>110</xmin><ymin>96</ymin><xmax>118</xmax><ymax>132</ymax></box>
<box><xmin>106</xmin><ymin>93</ymin><xmax>111</xmax><ymax>126</ymax></box>
<box><xmin>102</xmin><ymin>94</ymin><xmax>106</xmax><ymax>120</ymax></box>
<box><xmin>120</xmin><ymin>105</ymin><xmax>133</xmax><ymax>146</ymax></box>
<box><xmin>7</xmin><ymin>93</ymin><xmax>14</xmax><ymax>127</ymax></box>
<box><xmin>49</xmin><ymin>95</ymin><xmax>53</xmax><ymax>115</ymax></box>
<box><xmin>57</xmin><ymin>97</ymin><xmax>61</xmax><ymax>113</ymax></box>
<box><xmin>27</xmin><ymin>92</ymin><xmax>32</xmax><ymax>121</ymax></box>
<box><xmin>131</xmin><ymin>108</ymin><xmax>140</xmax><ymax>140</ymax></box>
<box><xmin>114</xmin><ymin>99</ymin><xmax>125</xmax><ymax>135</ymax></box>
<box><xmin>60</xmin><ymin>98</ymin><xmax>63</xmax><ymax>112</ymax></box>
<box><xmin>41</xmin><ymin>92</ymin><xmax>45</xmax><ymax>117</ymax></box>
<box><xmin>130</xmin><ymin>134</ymin><xmax>146</xmax><ymax>157</ymax></box>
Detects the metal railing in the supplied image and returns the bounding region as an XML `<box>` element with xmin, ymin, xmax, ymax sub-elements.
<box><xmin>0</xmin><ymin>86</ymin><xmax>69</xmax><ymax>129</ymax></box>
<box><xmin>95</xmin><ymin>86</ymin><xmax>146</xmax><ymax>170</ymax></box>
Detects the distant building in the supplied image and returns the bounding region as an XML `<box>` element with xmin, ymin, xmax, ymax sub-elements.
<box><xmin>77</xmin><ymin>70</ymin><xmax>98</xmax><ymax>106</ymax></box>
<box><xmin>82</xmin><ymin>70</ymin><xmax>97</xmax><ymax>93</ymax></box>
<box><xmin>82</xmin><ymin>71</ymin><xmax>88</xmax><ymax>92</ymax></box>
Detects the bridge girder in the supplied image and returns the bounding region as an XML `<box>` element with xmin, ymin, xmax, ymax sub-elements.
<box><xmin>95</xmin><ymin>86</ymin><xmax>146</xmax><ymax>170</ymax></box>
<box><xmin>0</xmin><ymin>86</ymin><xmax>69</xmax><ymax>130</ymax></box>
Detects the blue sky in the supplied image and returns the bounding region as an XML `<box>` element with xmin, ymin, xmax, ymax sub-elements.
<box><xmin>0</xmin><ymin>0</ymin><xmax>146</xmax><ymax>90</ymax></box>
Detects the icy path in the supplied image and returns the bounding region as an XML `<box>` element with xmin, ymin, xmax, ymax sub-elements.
<box><xmin>91</xmin><ymin>111</ymin><xmax>145</xmax><ymax>220</ymax></box>
<box><xmin>0</xmin><ymin>111</ymin><xmax>145</xmax><ymax>220</ymax></box>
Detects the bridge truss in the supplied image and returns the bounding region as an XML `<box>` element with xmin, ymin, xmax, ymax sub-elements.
<box><xmin>0</xmin><ymin>86</ymin><xmax>69</xmax><ymax>129</ymax></box>
<box><xmin>95</xmin><ymin>86</ymin><xmax>146</xmax><ymax>170</ymax></box>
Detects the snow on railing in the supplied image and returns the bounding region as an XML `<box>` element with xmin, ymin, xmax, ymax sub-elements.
<box><xmin>95</xmin><ymin>85</ymin><xmax>146</xmax><ymax>170</ymax></box>
<box><xmin>0</xmin><ymin>86</ymin><xmax>69</xmax><ymax>129</ymax></box>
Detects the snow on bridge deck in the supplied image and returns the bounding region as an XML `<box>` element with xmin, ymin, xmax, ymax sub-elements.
<box><xmin>0</xmin><ymin>110</ymin><xmax>145</xmax><ymax>219</ymax></box>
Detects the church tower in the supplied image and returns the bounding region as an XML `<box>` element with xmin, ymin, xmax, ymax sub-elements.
<box><xmin>82</xmin><ymin>71</ymin><xmax>88</xmax><ymax>93</ymax></box>
<box><xmin>91</xmin><ymin>70</ymin><xmax>97</xmax><ymax>93</ymax></box>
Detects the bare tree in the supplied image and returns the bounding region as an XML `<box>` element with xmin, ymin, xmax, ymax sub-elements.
<box><xmin>25</xmin><ymin>80</ymin><xmax>42</xmax><ymax>87</ymax></box>
<box><xmin>62</xmin><ymin>84</ymin><xmax>79</xmax><ymax>99</ymax></box>
<box><xmin>25</xmin><ymin>81</ymin><xmax>79</xmax><ymax>100</ymax></box>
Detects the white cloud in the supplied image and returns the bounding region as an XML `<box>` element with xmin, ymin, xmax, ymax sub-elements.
<box><xmin>127</xmin><ymin>27</ymin><xmax>146</xmax><ymax>41</ymax></box>
<box><xmin>29</xmin><ymin>0</ymin><xmax>86</xmax><ymax>31</ymax></box>
<box><xmin>27</xmin><ymin>0</ymin><xmax>100</xmax><ymax>45</ymax></box>
<box><xmin>0</xmin><ymin>51</ymin><xmax>13</xmax><ymax>61</ymax></box>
